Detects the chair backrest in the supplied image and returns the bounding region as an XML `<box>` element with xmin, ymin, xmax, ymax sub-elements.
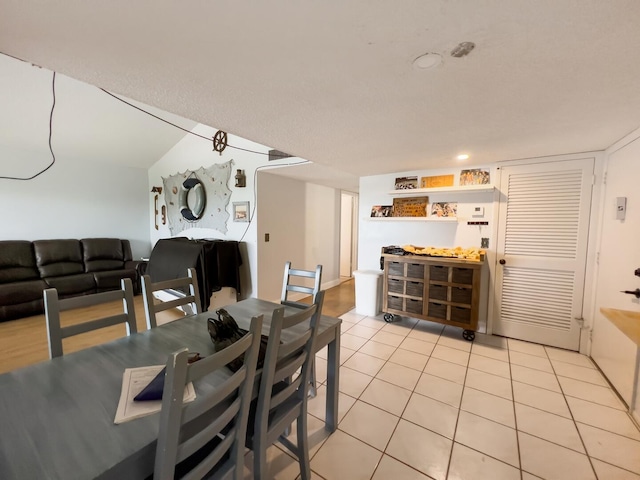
<box><xmin>141</xmin><ymin>267</ymin><xmax>202</xmax><ymax>329</ymax></box>
<box><xmin>44</xmin><ymin>278</ymin><xmax>137</xmax><ymax>359</ymax></box>
<box><xmin>280</xmin><ymin>261</ymin><xmax>322</xmax><ymax>309</ymax></box>
<box><xmin>254</xmin><ymin>290</ymin><xmax>325</xmax><ymax>447</ymax></box>
<box><xmin>154</xmin><ymin>315</ymin><xmax>263</xmax><ymax>480</ymax></box>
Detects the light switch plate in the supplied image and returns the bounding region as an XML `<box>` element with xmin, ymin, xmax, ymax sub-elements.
<box><xmin>616</xmin><ymin>197</ymin><xmax>627</xmax><ymax>220</ymax></box>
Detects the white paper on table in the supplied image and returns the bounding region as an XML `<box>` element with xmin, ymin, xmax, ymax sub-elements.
<box><xmin>114</xmin><ymin>365</ymin><xmax>196</xmax><ymax>424</ymax></box>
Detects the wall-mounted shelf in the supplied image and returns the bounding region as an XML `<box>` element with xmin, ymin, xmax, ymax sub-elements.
<box><xmin>388</xmin><ymin>185</ymin><xmax>495</xmax><ymax>196</ymax></box>
<box><xmin>365</xmin><ymin>216</ymin><xmax>459</xmax><ymax>223</ymax></box>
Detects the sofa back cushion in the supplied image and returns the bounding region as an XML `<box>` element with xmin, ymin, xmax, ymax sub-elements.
<box><xmin>81</xmin><ymin>238</ymin><xmax>132</xmax><ymax>272</ymax></box>
<box><xmin>0</xmin><ymin>241</ymin><xmax>40</xmax><ymax>284</ymax></box>
<box><xmin>34</xmin><ymin>239</ymin><xmax>84</xmax><ymax>278</ymax></box>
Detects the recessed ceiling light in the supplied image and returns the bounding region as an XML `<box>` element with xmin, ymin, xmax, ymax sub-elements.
<box><xmin>457</xmin><ymin>154</ymin><xmax>470</xmax><ymax>161</ymax></box>
<box><xmin>412</xmin><ymin>53</ymin><xmax>442</xmax><ymax>70</ymax></box>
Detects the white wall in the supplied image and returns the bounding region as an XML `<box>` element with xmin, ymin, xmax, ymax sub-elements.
<box><xmin>148</xmin><ymin>124</ymin><xmax>273</xmax><ymax>298</ymax></box>
<box><xmin>148</xmin><ymin>125</ymin><xmax>342</xmax><ymax>301</ymax></box>
<box><xmin>591</xmin><ymin>128</ymin><xmax>640</xmax><ymax>411</ymax></box>
<box><xmin>305</xmin><ymin>182</ymin><xmax>341</xmax><ymax>285</ymax></box>
<box><xmin>358</xmin><ymin>167</ymin><xmax>496</xmax><ymax>271</ymax></box>
<box><xmin>256</xmin><ymin>172</ymin><xmax>306</xmax><ymax>301</ymax></box>
<box><xmin>340</xmin><ymin>193</ymin><xmax>354</xmax><ymax>277</ymax></box>
<box><xmin>256</xmin><ymin>172</ymin><xmax>342</xmax><ymax>302</ymax></box>
<box><xmin>0</xmin><ymin>155</ymin><xmax>150</xmax><ymax>258</ymax></box>
<box><xmin>358</xmin><ymin>167</ymin><xmax>496</xmax><ymax>329</ymax></box>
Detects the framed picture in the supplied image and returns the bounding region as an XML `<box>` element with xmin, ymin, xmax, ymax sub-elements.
<box><xmin>431</xmin><ymin>202</ymin><xmax>457</xmax><ymax>217</ymax></box>
<box><xmin>421</xmin><ymin>174</ymin><xmax>454</xmax><ymax>188</ymax></box>
<box><xmin>232</xmin><ymin>201</ymin><xmax>249</xmax><ymax>222</ymax></box>
<box><xmin>394</xmin><ymin>176</ymin><xmax>418</xmax><ymax>190</ymax></box>
<box><xmin>371</xmin><ymin>205</ymin><xmax>393</xmax><ymax>217</ymax></box>
<box><xmin>460</xmin><ymin>169</ymin><xmax>490</xmax><ymax>185</ymax></box>
<box><xmin>392</xmin><ymin>196</ymin><xmax>428</xmax><ymax>217</ymax></box>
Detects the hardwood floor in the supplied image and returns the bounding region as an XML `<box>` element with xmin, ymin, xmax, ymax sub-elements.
<box><xmin>0</xmin><ymin>278</ymin><xmax>355</xmax><ymax>374</ymax></box>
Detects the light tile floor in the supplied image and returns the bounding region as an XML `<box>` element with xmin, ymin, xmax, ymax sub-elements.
<box><xmin>260</xmin><ymin>310</ymin><xmax>640</xmax><ymax>480</ymax></box>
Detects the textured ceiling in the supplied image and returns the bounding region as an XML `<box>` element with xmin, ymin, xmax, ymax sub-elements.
<box><xmin>1</xmin><ymin>1</ymin><xmax>639</xmax><ymax>186</ymax></box>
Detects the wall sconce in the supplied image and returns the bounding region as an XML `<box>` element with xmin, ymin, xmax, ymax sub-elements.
<box><xmin>235</xmin><ymin>169</ymin><xmax>246</xmax><ymax>188</ymax></box>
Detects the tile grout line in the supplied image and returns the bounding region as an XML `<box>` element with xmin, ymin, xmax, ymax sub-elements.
<box><xmin>335</xmin><ymin>312</ymin><xmax>637</xmax><ymax>479</ymax></box>
<box><xmin>444</xmin><ymin>331</ymin><xmax>473</xmax><ymax>480</ymax></box>
<box><xmin>503</xmin><ymin>341</ymin><xmax>525</xmax><ymax>480</ymax></box>
<box><xmin>362</xmin><ymin>314</ymin><xmax>449</xmax><ymax>480</ymax></box>
<box><xmin>543</xmin><ymin>344</ymin><xmax>601</xmax><ymax>480</ymax></box>
<box><xmin>365</xmin><ymin>316</ymin><xmax>415</xmax><ymax>480</ymax></box>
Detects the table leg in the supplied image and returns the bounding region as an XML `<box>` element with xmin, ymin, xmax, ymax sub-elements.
<box><xmin>325</xmin><ymin>325</ymin><xmax>341</xmax><ymax>432</ymax></box>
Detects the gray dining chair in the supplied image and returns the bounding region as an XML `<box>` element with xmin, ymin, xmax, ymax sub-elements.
<box><xmin>154</xmin><ymin>314</ymin><xmax>263</xmax><ymax>480</ymax></box>
<box><xmin>248</xmin><ymin>290</ymin><xmax>324</xmax><ymax>480</ymax></box>
<box><xmin>280</xmin><ymin>261</ymin><xmax>323</xmax><ymax>397</ymax></box>
<box><xmin>280</xmin><ymin>262</ymin><xmax>322</xmax><ymax>309</ymax></box>
<box><xmin>44</xmin><ymin>277</ymin><xmax>137</xmax><ymax>359</ymax></box>
<box><xmin>141</xmin><ymin>267</ymin><xmax>202</xmax><ymax>329</ymax></box>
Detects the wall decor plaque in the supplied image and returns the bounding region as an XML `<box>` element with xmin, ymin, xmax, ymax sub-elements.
<box><xmin>421</xmin><ymin>174</ymin><xmax>454</xmax><ymax>188</ymax></box>
<box><xmin>392</xmin><ymin>196</ymin><xmax>428</xmax><ymax>217</ymax></box>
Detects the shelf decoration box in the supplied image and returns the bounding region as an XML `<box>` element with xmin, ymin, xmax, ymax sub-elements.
<box><xmin>421</xmin><ymin>174</ymin><xmax>454</xmax><ymax>188</ymax></box>
<box><xmin>392</xmin><ymin>196</ymin><xmax>428</xmax><ymax>217</ymax></box>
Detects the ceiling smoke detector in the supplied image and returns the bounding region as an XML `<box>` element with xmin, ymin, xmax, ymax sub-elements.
<box><xmin>412</xmin><ymin>53</ymin><xmax>443</xmax><ymax>70</ymax></box>
<box><xmin>450</xmin><ymin>42</ymin><xmax>475</xmax><ymax>58</ymax></box>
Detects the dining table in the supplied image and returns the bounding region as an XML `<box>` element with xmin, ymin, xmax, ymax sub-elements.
<box><xmin>0</xmin><ymin>298</ymin><xmax>341</xmax><ymax>480</ymax></box>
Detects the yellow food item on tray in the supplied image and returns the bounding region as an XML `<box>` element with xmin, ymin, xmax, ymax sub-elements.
<box><xmin>401</xmin><ymin>245</ymin><xmax>485</xmax><ymax>261</ymax></box>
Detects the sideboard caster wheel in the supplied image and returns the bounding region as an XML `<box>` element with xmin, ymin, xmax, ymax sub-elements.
<box><xmin>462</xmin><ymin>330</ymin><xmax>475</xmax><ymax>341</ymax></box>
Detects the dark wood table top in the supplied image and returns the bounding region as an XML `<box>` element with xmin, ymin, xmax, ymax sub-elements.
<box><xmin>0</xmin><ymin>298</ymin><xmax>341</xmax><ymax>480</ymax></box>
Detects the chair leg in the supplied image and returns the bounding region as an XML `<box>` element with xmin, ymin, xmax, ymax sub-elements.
<box><xmin>308</xmin><ymin>357</ymin><xmax>317</xmax><ymax>398</ymax></box>
<box><xmin>253</xmin><ymin>434</ymin><xmax>268</xmax><ymax>480</ymax></box>
<box><xmin>296</xmin><ymin>413</ymin><xmax>311</xmax><ymax>480</ymax></box>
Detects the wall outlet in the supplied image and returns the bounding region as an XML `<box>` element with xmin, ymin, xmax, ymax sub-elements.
<box><xmin>481</xmin><ymin>238</ymin><xmax>489</xmax><ymax>248</ymax></box>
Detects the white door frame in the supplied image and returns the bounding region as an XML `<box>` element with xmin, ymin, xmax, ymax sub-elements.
<box><xmin>340</xmin><ymin>191</ymin><xmax>359</xmax><ymax>278</ymax></box>
<box><xmin>486</xmin><ymin>152</ymin><xmax>604</xmax><ymax>354</ymax></box>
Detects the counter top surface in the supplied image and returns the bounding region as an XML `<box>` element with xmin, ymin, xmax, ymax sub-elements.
<box><xmin>600</xmin><ymin>307</ymin><xmax>640</xmax><ymax>346</ymax></box>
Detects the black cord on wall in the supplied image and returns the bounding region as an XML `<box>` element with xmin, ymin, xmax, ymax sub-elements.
<box><xmin>99</xmin><ymin>88</ymin><xmax>290</xmax><ymax>158</ymax></box>
<box><xmin>0</xmin><ymin>71</ymin><xmax>57</xmax><ymax>180</ymax></box>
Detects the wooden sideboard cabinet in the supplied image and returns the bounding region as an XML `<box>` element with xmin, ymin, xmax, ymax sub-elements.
<box><xmin>381</xmin><ymin>253</ymin><xmax>485</xmax><ymax>340</ymax></box>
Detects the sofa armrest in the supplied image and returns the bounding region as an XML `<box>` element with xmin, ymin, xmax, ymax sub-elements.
<box><xmin>125</xmin><ymin>260</ymin><xmax>147</xmax><ymax>294</ymax></box>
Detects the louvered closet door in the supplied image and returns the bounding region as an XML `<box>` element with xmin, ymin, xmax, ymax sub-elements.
<box><xmin>493</xmin><ymin>158</ymin><xmax>594</xmax><ymax>350</ymax></box>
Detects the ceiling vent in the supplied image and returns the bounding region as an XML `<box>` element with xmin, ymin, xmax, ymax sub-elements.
<box><xmin>450</xmin><ymin>42</ymin><xmax>475</xmax><ymax>58</ymax></box>
<box><xmin>268</xmin><ymin>149</ymin><xmax>293</xmax><ymax>161</ymax></box>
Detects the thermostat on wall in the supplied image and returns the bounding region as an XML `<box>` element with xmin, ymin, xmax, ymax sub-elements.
<box><xmin>472</xmin><ymin>206</ymin><xmax>485</xmax><ymax>218</ymax></box>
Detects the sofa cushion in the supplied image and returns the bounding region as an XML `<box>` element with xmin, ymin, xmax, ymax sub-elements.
<box><xmin>0</xmin><ymin>241</ymin><xmax>40</xmax><ymax>284</ymax></box>
<box><xmin>44</xmin><ymin>273</ymin><xmax>96</xmax><ymax>297</ymax></box>
<box><xmin>82</xmin><ymin>238</ymin><xmax>130</xmax><ymax>272</ymax></box>
<box><xmin>0</xmin><ymin>298</ymin><xmax>44</xmax><ymax>322</ymax></box>
<box><xmin>93</xmin><ymin>269</ymin><xmax>137</xmax><ymax>292</ymax></box>
<box><xmin>34</xmin><ymin>240</ymin><xmax>84</xmax><ymax>278</ymax></box>
<box><xmin>0</xmin><ymin>279</ymin><xmax>48</xmax><ymax>304</ymax></box>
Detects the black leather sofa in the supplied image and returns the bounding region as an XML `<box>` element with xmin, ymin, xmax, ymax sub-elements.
<box><xmin>0</xmin><ymin>238</ymin><xmax>142</xmax><ymax>322</ymax></box>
